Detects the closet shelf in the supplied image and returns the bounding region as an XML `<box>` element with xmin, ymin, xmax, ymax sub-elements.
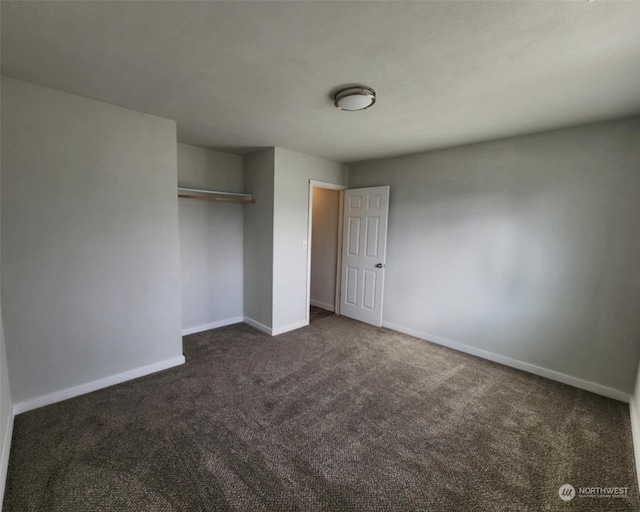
<box><xmin>177</xmin><ymin>187</ymin><xmax>255</xmax><ymax>203</ymax></box>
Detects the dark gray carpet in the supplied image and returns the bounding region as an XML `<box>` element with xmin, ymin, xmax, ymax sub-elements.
<box><xmin>3</xmin><ymin>317</ymin><xmax>638</xmax><ymax>511</ymax></box>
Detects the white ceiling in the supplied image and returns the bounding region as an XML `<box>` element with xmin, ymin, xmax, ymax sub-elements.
<box><xmin>2</xmin><ymin>1</ymin><xmax>639</xmax><ymax>163</ymax></box>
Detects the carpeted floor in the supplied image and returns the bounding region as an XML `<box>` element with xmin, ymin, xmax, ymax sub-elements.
<box><xmin>3</xmin><ymin>317</ymin><xmax>638</xmax><ymax>511</ymax></box>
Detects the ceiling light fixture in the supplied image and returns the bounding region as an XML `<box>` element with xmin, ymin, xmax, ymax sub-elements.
<box><xmin>334</xmin><ymin>86</ymin><xmax>376</xmax><ymax>111</ymax></box>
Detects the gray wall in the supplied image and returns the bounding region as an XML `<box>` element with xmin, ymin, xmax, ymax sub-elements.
<box><xmin>634</xmin><ymin>362</ymin><xmax>640</xmax><ymax>428</ymax></box>
<box><xmin>273</xmin><ymin>148</ymin><xmax>348</xmax><ymax>332</ymax></box>
<box><xmin>634</xmin><ymin>363</ymin><xmax>640</xmax><ymax>489</ymax></box>
<box><xmin>350</xmin><ymin>116</ymin><xmax>640</xmax><ymax>394</ymax></box>
<box><xmin>0</xmin><ymin>137</ymin><xmax>13</xmax><ymax>502</ymax></box>
<box><xmin>0</xmin><ymin>317</ymin><xmax>9</xmax><ymax>501</ymax></box>
<box><xmin>243</xmin><ymin>149</ymin><xmax>275</xmax><ymax>329</ymax></box>
<box><xmin>1</xmin><ymin>77</ymin><xmax>184</xmax><ymax>404</ymax></box>
<box><xmin>178</xmin><ymin>144</ymin><xmax>243</xmax><ymax>331</ymax></box>
<box><xmin>310</xmin><ymin>188</ymin><xmax>340</xmax><ymax>311</ymax></box>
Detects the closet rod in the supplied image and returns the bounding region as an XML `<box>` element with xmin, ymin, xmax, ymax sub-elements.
<box><xmin>177</xmin><ymin>187</ymin><xmax>255</xmax><ymax>203</ymax></box>
<box><xmin>178</xmin><ymin>187</ymin><xmax>252</xmax><ymax>198</ymax></box>
<box><xmin>178</xmin><ymin>194</ymin><xmax>255</xmax><ymax>203</ymax></box>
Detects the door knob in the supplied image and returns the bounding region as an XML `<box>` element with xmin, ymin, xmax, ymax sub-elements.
<box><xmin>375</xmin><ymin>263</ymin><xmax>384</xmax><ymax>268</ymax></box>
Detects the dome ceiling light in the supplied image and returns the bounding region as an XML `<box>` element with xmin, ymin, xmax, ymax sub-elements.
<box><xmin>334</xmin><ymin>86</ymin><xmax>376</xmax><ymax>111</ymax></box>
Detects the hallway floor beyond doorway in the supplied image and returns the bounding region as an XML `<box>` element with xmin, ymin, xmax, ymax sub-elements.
<box><xmin>310</xmin><ymin>305</ymin><xmax>335</xmax><ymax>323</ymax></box>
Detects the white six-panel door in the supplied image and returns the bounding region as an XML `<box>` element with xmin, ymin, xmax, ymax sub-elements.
<box><xmin>340</xmin><ymin>186</ymin><xmax>390</xmax><ymax>327</ymax></box>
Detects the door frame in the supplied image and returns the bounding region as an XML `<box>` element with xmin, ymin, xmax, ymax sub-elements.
<box><xmin>306</xmin><ymin>180</ymin><xmax>348</xmax><ymax>326</ymax></box>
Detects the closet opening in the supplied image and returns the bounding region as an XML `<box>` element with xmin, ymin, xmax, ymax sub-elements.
<box><xmin>306</xmin><ymin>180</ymin><xmax>347</xmax><ymax>325</ymax></box>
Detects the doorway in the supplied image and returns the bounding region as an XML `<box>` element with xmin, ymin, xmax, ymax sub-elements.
<box><xmin>306</xmin><ymin>182</ymin><xmax>390</xmax><ymax>328</ymax></box>
<box><xmin>306</xmin><ymin>180</ymin><xmax>347</xmax><ymax>325</ymax></box>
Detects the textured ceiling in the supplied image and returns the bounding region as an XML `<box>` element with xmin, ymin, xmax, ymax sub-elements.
<box><xmin>2</xmin><ymin>1</ymin><xmax>639</xmax><ymax>163</ymax></box>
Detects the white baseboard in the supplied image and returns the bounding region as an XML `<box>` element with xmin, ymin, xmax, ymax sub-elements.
<box><xmin>12</xmin><ymin>355</ymin><xmax>185</xmax><ymax>415</ymax></box>
<box><xmin>630</xmin><ymin>399</ymin><xmax>640</xmax><ymax>493</ymax></box>
<box><xmin>182</xmin><ymin>316</ymin><xmax>243</xmax><ymax>336</ymax></box>
<box><xmin>310</xmin><ymin>299</ymin><xmax>335</xmax><ymax>312</ymax></box>
<box><xmin>272</xmin><ymin>320</ymin><xmax>308</xmax><ymax>336</ymax></box>
<box><xmin>0</xmin><ymin>406</ymin><xmax>15</xmax><ymax>510</ymax></box>
<box><xmin>242</xmin><ymin>317</ymin><xmax>308</xmax><ymax>337</ymax></box>
<box><xmin>382</xmin><ymin>321</ymin><xmax>630</xmax><ymax>403</ymax></box>
<box><xmin>243</xmin><ymin>316</ymin><xmax>272</xmax><ymax>335</ymax></box>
